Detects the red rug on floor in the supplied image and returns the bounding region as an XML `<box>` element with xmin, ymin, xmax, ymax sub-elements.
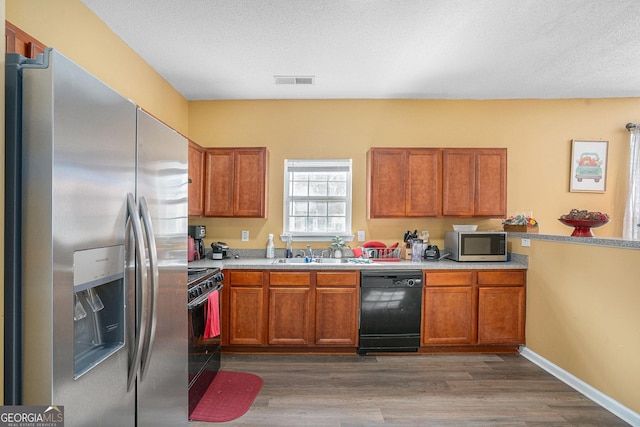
<box><xmin>189</xmin><ymin>371</ymin><xmax>263</xmax><ymax>423</ymax></box>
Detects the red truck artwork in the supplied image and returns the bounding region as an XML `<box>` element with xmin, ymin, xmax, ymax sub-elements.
<box><xmin>575</xmin><ymin>152</ymin><xmax>603</xmax><ymax>182</ymax></box>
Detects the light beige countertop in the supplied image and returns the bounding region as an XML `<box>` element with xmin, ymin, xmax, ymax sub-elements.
<box><xmin>189</xmin><ymin>253</ymin><xmax>528</xmax><ymax>271</ymax></box>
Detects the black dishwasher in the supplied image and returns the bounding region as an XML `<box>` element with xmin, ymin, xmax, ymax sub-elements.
<box><xmin>358</xmin><ymin>270</ymin><xmax>423</xmax><ymax>354</ymax></box>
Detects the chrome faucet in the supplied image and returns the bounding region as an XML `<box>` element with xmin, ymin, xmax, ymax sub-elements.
<box><xmin>306</xmin><ymin>245</ymin><xmax>314</xmax><ymax>259</ymax></box>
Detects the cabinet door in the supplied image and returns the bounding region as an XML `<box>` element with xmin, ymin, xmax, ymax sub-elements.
<box><xmin>204</xmin><ymin>149</ymin><xmax>234</xmax><ymax>216</ymax></box>
<box><xmin>227</xmin><ymin>271</ymin><xmax>266</xmax><ymax>346</ymax></box>
<box><xmin>477</xmin><ymin>270</ymin><xmax>526</xmax><ymax>344</ymax></box>
<box><xmin>442</xmin><ymin>149</ymin><xmax>475</xmax><ymax>216</ymax></box>
<box><xmin>422</xmin><ymin>271</ymin><xmax>475</xmax><ymax>345</ymax></box>
<box><xmin>234</xmin><ymin>148</ymin><xmax>267</xmax><ymax>217</ymax></box>
<box><xmin>315</xmin><ymin>272</ymin><xmax>359</xmax><ymax>346</ymax></box>
<box><xmin>188</xmin><ymin>141</ymin><xmax>205</xmax><ymax>216</ymax></box>
<box><xmin>406</xmin><ymin>149</ymin><xmax>441</xmax><ymax>217</ymax></box>
<box><xmin>422</xmin><ymin>287</ymin><xmax>475</xmax><ymax>345</ymax></box>
<box><xmin>229</xmin><ymin>287</ymin><xmax>265</xmax><ymax>345</ymax></box>
<box><xmin>477</xmin><ymin>286</ymin><xmax>525</xmax><ymax>344</ymax></box>
<box><xmin>474</xmin><ymin>149</ymin><xmax>507</xmax><ymax>217</ymax></box>
<box><xmin>268</xmin><ymin>272</ymin><xmax>313</xmax><ymax>346</ymax></box>
<box><xmin>367</xmin><ymin>148</ymin><xmax>406</xmax><ymax>218</ymax></box>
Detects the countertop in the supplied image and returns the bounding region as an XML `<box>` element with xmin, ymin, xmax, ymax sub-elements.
<box><xmin>189</xmin><ymin>253</ymin><xmax>528</xmax><ymax>271</ymax></box>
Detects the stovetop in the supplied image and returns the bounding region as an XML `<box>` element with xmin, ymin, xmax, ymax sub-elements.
<box><xmin>187</xmin><ymin>267</ymin><xmax>219</xmax><ymax>286</ymax></box>
<box><xmin>187</xmin><ymin>267</ymin><xmax>223</xmax><ymax>306</ymax></box>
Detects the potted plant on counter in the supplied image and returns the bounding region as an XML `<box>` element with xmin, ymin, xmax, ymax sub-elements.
<box><xmin>331</xmin><ymin>236</ymin><xmax>346</xmax><ymax>258</ymax></box>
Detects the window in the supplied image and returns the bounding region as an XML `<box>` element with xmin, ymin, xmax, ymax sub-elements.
<box><xmin>283</xmin><ymin>159</ymin><xmax>353</xmax><ymax>241</ymax></box>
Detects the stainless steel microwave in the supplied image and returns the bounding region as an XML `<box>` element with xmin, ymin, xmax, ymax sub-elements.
<box><xmin>444</xmin><ymin>231</ymin><xmax>507</xmax><ymax>262</ymax></box>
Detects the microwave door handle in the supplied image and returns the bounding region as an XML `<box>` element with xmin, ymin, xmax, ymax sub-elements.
<box><xmin>126</xmin><ymin>193</ymin><xmax>149</xmax><ymax>392</ymax></box>
<box><xmin>138</xmin><ymin>196</ymin><xmax>159</xmax><ymax>380</ymax></box>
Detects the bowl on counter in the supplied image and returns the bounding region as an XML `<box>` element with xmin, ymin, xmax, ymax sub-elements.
<box><xmin>558</xmin><ymin>218</ymin><xmax>609</xmax><ymax>237</ymax></box>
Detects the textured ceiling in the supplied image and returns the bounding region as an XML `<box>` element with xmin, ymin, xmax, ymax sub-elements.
<box><xmin>81</xmin><ymin>0</ymin><xmax>640</xmax><ymax>100</ymax></box>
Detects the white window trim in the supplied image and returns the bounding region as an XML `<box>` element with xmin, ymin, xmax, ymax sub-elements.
<box><xmin>282</xmin><ymin>159</ymin><xmax>354</xmax><ymax>243</ymax></box>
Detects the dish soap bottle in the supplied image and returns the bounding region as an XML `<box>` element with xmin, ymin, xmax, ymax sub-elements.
<box><xmin>285</xmin><ymin>234</ymin><xmax>293</xmax><ymax>258</ymax></box>
<box><xmin>266</xmin><ymin>234</ymin><xmax>275</xmax><ymax>259</ymax></box>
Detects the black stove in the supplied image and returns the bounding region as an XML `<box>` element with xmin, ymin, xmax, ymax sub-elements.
<box><xmin>187</xmin><ymin>267</ymin><xmax>224</xmax><ymax>417</ymax></box>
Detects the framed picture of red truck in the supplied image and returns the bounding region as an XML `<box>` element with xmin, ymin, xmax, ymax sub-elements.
<box><xmin>570</xmin><ymin>139</ymin><xmax>608</xmax><ymax>192</ymax></box>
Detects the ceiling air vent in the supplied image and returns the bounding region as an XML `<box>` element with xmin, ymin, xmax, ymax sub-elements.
<box><xmin>275</xmin><ymin>75</ymin><xmax>315</xmax><ymax>85</ymax></box>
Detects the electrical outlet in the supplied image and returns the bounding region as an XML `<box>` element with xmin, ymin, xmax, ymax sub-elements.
<box><xmin>357</xmin><ymin>230</ymin><xmax>365</xmax><ymax>242</ymax></box>
<box><xmin>521</xmin><ymin>238</ymin><xmax>531</xmax><ymax>247</ymax></box>
<box><xmin>241</xmin><ymin>230</ymin><xmax>249</xmax><ymax>241</ymax></box>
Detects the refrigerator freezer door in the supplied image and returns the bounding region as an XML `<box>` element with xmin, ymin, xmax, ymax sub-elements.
<box><xmin>135</xmin><ymin>108</ymin><xmax>189</xmax><ymax>426</ymax></box>
<box><xmin>20</xmin><ymin>49</ymin><xmax>137</xmax><ymax>425</ymax></box>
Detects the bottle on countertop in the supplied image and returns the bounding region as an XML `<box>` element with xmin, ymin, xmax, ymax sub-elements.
<box><xmin>266</xmin><ymin>233</ymin><xmax>275</xmax><ymax>259</ymax></box>
<box><xmin>285</xmin><ymin>234</ymin><xmax>293</xmax><ymax>258</ymax></box>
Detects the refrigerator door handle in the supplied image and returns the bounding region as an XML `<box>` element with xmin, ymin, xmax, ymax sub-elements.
<box><xmin>126</xmin><ymin>193</ymin><xmax>149</xmax><ymax>392</ymax></box>
<box><xmin>138</xmin><ymin>196</ymin><xmax>159</xmax><ymax>380</ymax></box>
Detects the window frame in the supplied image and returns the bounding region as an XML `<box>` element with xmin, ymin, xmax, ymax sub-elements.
<box><xmin>282</xmin><ymin>158</ymin><xmax>354</xmax><ymax>242</ymax></box>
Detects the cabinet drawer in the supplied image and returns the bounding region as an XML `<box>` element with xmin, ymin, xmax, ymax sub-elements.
<box><xmin>316</xmin><ymin>271</ymin><xmax>358</xmax><ymax>287</ymax></box>
<box><xmin>425</xmin><ymin>271</ymin><xmax>473</xmax><ymax>287</ymax></box>
<box><xmin>477</xmin><ymin>270</ymin><xmax>525</xmax><ymax>286</ymax></box>
<box><xmin>229</xmin><ymin>270</ymin><xmax>263</xmax><ymax>286</ymax></box>
<box><xmin>269</xmin><ymin>272</ymin><xmax>311</xmax><ymax>286</ymax></box>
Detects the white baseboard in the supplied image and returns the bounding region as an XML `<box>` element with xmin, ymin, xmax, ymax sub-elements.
<box><xmin>519</xmin><ymin>346</ymin><xmax>640</xmax><ymax>427</ymax></box>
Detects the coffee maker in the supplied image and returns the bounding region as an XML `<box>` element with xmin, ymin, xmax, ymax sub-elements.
<box><xmin>188</xmin><ymin>225</ymin><xmax>206</xmax><ymax>260</ymax></box>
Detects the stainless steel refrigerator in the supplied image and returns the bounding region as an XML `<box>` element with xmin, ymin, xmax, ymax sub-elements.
<box><xmin>4</xmin><ymin>48</ymin><xmax>188</xmax><ymax>426</ymax></box>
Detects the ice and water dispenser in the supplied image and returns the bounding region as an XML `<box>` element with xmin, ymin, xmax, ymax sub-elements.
<box><xmin>73</xmin><ymin>246</ymin><xmax>125</xmax><ymax>379</ymax></box>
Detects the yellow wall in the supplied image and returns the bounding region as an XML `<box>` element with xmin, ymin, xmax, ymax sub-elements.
<box><xmin>513</xmin><ymin>238</ymin><xmax>640</xmax><ymax>413</ymax></box>
<box><xmin>188</xmin><ymin>98</ymin><xmax>636</xmax><ymax>249</ymax></box>
<box><xmin>6</xmin><ymin>0</ymin><xmax>189</xmax><ymax>134</ymax></box>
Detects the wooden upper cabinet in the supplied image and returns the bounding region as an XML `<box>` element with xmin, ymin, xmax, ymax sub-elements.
<box><xmin>442</xmin><ymin>148</ymin><xmax>506</xmax><ymax>217</ymax></box>
<box><xmin>204</xmin><ymin>149</ymin><xmax>234</xmax><ymax>216</ymax></box>
<box><xmin>474</xmin><ymin>149</ymin><xmax>507</xmax><ymax>217</ymax></box>
<box><xmin>368</xmin><ymin>148</ymin><xmax>441</xmax><ymax>218</ymax></box>
<box><xmin>368</xmin><ymin>148</ymin><xmax>405</xmax><ymax>217</ymax></box>
<box><xmin>204</xmin><ymin>147</ymin><xmax>268</xmax><ymax>217</ymax></box>
<box><xmin>6</xmin><ymin>21</ymin><xmax>46</xmax><ymax>59</ymax></box>
<box><xmin>442</xmin><ymin>149</ymin><xmax>475</xmax><ymax>216</ymax></box>
<box><xmin>234</xmin><ymin>148</ymin><xmax>268</xmax><ymax>217</ymax></box>
<box><xmin>406</xmin><ymin>149</ymin><xmax>441</xmax><ymax>217</ymax></box>
<box><xmin>188</xmin><ymin>141</ymin><xmax>205</xmax><ymax>216</ymax></box>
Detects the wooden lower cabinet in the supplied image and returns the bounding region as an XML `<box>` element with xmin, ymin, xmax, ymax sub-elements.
<box><xmin>224</xmin><ymin>269</ymin><xmax>359</xmax><ymax>350</ymax></box>
<box><xmin>223</xmin><ymin>268</ymin><xmax>523</xmax><ymax>352</ymax></box>
<box><xmin>422</xmin><ymin>269</ymin><xmax>526</xmax><ymax>348</ymax></box>
<box><xmin>315</xmin><ymin>271</ymin><xmax>359</xmax><ymax>346</ymax></box>
<box><xmin>477</xmin><ymin>271</ymin><xmax>526</xmax><ymax>344</ymax></box>
<box><xmin>226</xmin><ymin>271</ymin><xmax>266</xmax><ymax>346</ymax></box>
<box><xmin>422</xmin><ymin>271</ymin><xmax>475</xmax><ymax>345</ymax></box>
<box><xmin>268</xmin><ymin>272</ymin><xmax>313</xmax><ymax>345</ymax></box>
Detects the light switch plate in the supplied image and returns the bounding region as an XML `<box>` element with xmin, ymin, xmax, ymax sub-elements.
<box><xmin>241</xmin><ymin>230</ymin><xmax>249</xmax><ymax>241</ymax></box>
<box><xmin>521</xmin><ymin>238</ymin><xmax>531</xmax><ymax>247</ymax></box>
<box><xmin>357</xmin><ymin>230</ymin><xmax>365</xmax><ymax>242</ymax></box>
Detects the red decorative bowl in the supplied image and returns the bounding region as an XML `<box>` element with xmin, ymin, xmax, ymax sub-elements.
<box><xmin>558</xmin><ymin>218</ymin><xmax>609</xmax><ymax>237</ymax></box>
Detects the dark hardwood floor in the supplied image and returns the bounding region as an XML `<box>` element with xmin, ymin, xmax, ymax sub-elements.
<box><xmin>190</xmin><ymin>353</ymin><xmax>629</xmax><ymax>426</ymax></box>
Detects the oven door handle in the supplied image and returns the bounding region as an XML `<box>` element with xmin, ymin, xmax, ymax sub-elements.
<box><xmin>126</xmin><ymin>193</ymin><xmax>148</xmax><ymax>392</ymax></box>
<box><xmin>138</xmin><ymin>196</ymin><xmax>159</xmax><ymax>381</ymax></box>
<box><xmin>187</xmin><ymin>282</ymin><xmax>223</xmax><ymax>310</ymax></box>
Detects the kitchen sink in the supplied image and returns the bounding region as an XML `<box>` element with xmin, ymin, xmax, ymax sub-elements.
<box><xmin>275</xmin><ymin>258</ymin><xmax>308</xmax><ymax>264</ymax></box>
<box><xmin>315</xmin><ymin>258</ymin><xmax>349</xmax><ymax>264</ymax></box>
<box><xmin>274</xmin><ymin>258</ymin><xmax>349</xmax><ymax>264</ymax></box>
